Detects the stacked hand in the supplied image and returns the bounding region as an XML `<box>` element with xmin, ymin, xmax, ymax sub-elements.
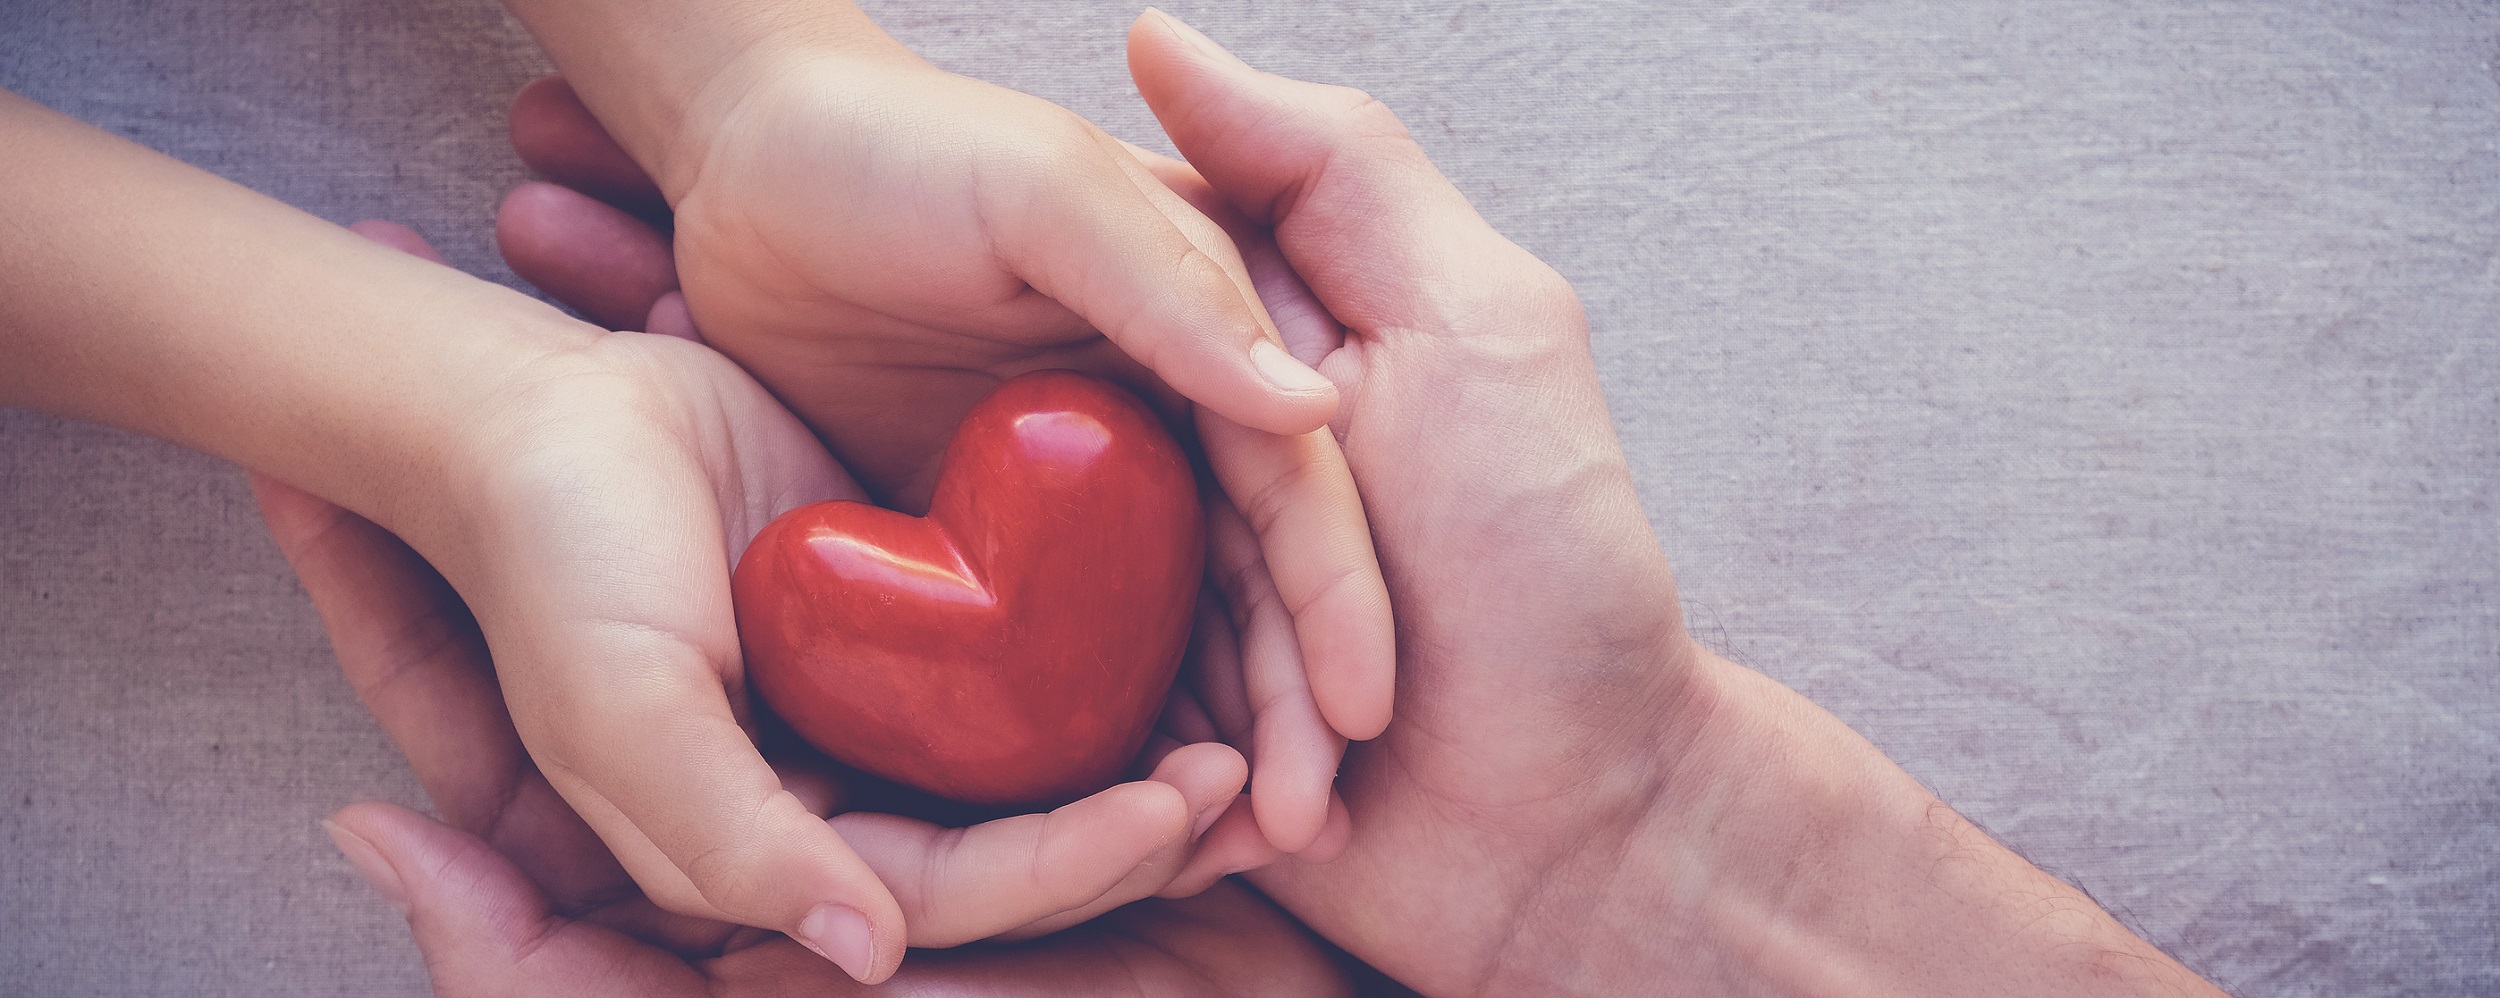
<box><xmin>253</xmin><ymin>369</ymin><xmax>1346</xmax><ymax>992</ymax></box>
<box><xmin>278</xmin><ymin>12</ymin><xmax>2223</xmax><ymax>997</ymax></box>
<box><xmin>502</xmin><ymin>21</ymin><xmax>1397</xmax><ymax>861</ymax></box>
<box><xmin>244</xmin><ymin>7</ymin><xmax>1409</xmax><ymax>987</ymax></box>
<box><xmin>287</xmin><ymin>9</ymin><xmax>1686</xmax><ymax>991</ymax></box>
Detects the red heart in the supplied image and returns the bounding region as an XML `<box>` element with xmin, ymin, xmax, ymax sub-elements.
<box><xmin>733</xmin><ymin>371</ymin><xmax>1204</xmax><ymax>806</ymax></box>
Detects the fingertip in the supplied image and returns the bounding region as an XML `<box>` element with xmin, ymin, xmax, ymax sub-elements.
<box><xmin>1103</xmin><ymin>776</ymin><xmax>1195</xmax><ymax>841</ymax></box>
<box><xmin>345</xmin><ymin>219</ymin><xmax>447</xmax><ymax>264</ymax></box>
<box><xmin>508</xmin><ymin>76</ymin><xmax>667</xmax><ymax>211</ymax></box>
<box><xmin>1129</xmin><ymin>7</ymin><xmax>1253</xmax><ymax>79</ymax></box>
<box><xmin>1156</xmin><ymin>796</ymin><xmax>1282</xmax><ymax>898</ymax></box>
<box><xmin>1309</xmin><ymin>598</ymin><xmax>1398</xmax><ymax>742</ymax></box>
<box><xmin>1145</xmin><ymin>740</ymin><xmax>1250</xmax><ymax>838</ymax></box>
<box><xmin>794</xmin><ymin>902</ymin><xmax>881</xmax><ymax>984</ymax></box>
<box><xmin>495</xmin><ymin>180</ymin><xmax>677</xmax><ymax>330</ymax></box>
<box><xmin>244</xmin><ymin>471</ymin><xmax>338</xmax><ymax>546</ymax></box>
<box><xmin>643</xmin><ymin>291</ymin><xmax>703</xmax><ymax>342</ymax></box>
<box><xmin>1246</xmin><ymin>339</ymin><xmax>1343</xmax><ymax>431</ymax></box>
<box><xmin>323</xmin><ymin>804</ymin><xmax>412</xmax><ymax>914</ymax></box>
<box><xmin>1248</xmin><ymin>757</ymin><xmax>1329</xmax><ymax>855</ymax></box>
<box><xmin>1299</xmin><ymin>792</ymin><xmax>1354</xmax><ymax>863</ymax></box>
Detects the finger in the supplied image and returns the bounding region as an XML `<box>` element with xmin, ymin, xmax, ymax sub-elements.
<box><xmin>1118</xmin><ymin>141</ymin><xmax>1348</xmax><ymax>365</ymax></box>
<box><xmin>1155</xmin><ymin>680</ymin><xmax>1223</xmax><ymax>748</ymax></box>
<box><xmin>496</xmin><ymin>180</ymin><xmax>678</xmax><ymax>330</ymax></box>
<box><xmin>1183</xmin><ymin>592</ymin><xmax>1256</xmax><ymax>741</ymax></box>
<box><xmin>776</xmin><ymin>763</ymin><xmax>843</xmax><ymax>818</ymax></box>
<box><xmin>1201</xmin><ymin>414</ymin><xmax>1392</xmax><ymax>744</ymax></box>
<box><xmin>252</xmin><ymin>466</ymin><xmax>626</xmax><ymax>908</ymax></box>
<box><xmin>644</xmin><ymin>290</ymin><xmax>705</xmax><ymax>343</ymax></box>
<box><xmin>516</xmin><ymin>645</ymin><xmax>904</xmax><ymax>984</ymax></box>
<box><xmin>990</xmin><ymin>741</ymin><xmax>1249</xmax><ymax>940</ymax></box>
<box><xmin>1158</xmin><ymin>795</ymin><xmax>1284</xmax><ymax>898</ymax></box>
<box><xmin>251</xmin><ymin>474</ymin><xmax>515</xmax><ymax>831</ymax></box>
<box><xmin>1303</xmin><ymin>790</ymin><xmax>1355</xmax><ymax>864</ymax></box>
<box><xmin>1129</xmin><ymin>10</ymin><xmax>1574</xmax><ymax>336</ymax></box>
<box><xmin>508</xmin><ymin>76</ymin><xmax>668</xmax><ymax>214</ymax></box>
<box><xmin>829</xmin><ymin>782</ymin><xmax>1190</xmax><ymax>947</ymax></box>
<box><xmin>344</xmin><ymin>220</ymin><xmax>446</xmax><ymax>264</ymax></box>
<box><xmin>326</xmin><ymin>802</ymin><xmax>700</xmax><ymax>997</ymax></box>
<box><xmin>1203</xmin><ymin>495</ymin><xmax>1347</xmax><ymax>854</ymax></box>
<box><xmin>986</xmin><ymin>123</ymin><xmax>1338</xmax><ymax>437</ymax></box>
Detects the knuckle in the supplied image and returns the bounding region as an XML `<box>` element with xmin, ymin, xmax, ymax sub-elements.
<box><xmin>1235</xmin><ymin>457</ymin><xmax>1324</xmax><ymax>538</ymax></box>
<box><xmin>1282</xmin><ymin>556</ymin><xmax>1371</xmax><ymax>621</ymax></box>
<box><xmin>1224</xmin><ymin>562</ymin><xmax>1286</xmax><ymax>634</ymax></box>
<box><xmin>674</xmin><ymin>836</ymin><xmax>772</xmax><ymax>916</ymax></box>
<box><xmin>1514</xmin><ymin>262</ymin><xmax>1586</xmax><ymax>318</ymax></box>
<box><xmin>1323</xmin><ymin>86</ymin><xmax>1408</xmax><ymax>143</ymax></box>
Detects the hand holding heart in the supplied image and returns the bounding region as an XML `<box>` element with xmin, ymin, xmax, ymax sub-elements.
<box><xmin>269</xmin><ymin>220</ymin><xmax>1289</xmax><ymax>988</ymax></box>
<box><xmin>734</xmin><ymin>371</ymin><xmax>1206</xmax><ymax>807</ymax></box>
<box><xmin>255</xmin><ymin>457</ymin><xmax>1342</xmax><ymax>995</ymax></box>
<box><xmin>504</xmin><ymin>69</ymin><xmax>1379</xmax><ymax>860</ymax></box>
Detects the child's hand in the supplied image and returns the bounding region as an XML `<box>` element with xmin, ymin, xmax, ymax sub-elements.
<box><xmin>500</xmin><ymin>69</ymin><xmax>1386</xmax><ymax>856</ymax></box>
<box><xmin>254</xmin><ymin>472</ymin><xmax>1309</xmax><ymax>993</ymax></box>
<box><xmin>255</xmin><ymin>219</ymin><xmax>1283</xmax><ymax>985</ymax></box>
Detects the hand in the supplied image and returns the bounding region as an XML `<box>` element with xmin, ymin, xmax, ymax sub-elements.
<box><xmin>266</xmin><ymin>222</ymin><xmax>1267</xmax><ymax>985</ymax></box>
<box><xmin>510</xmin><ymin>1</ymin><xmax>1404</xmax><ymax>795</ymax></box>
<box><xmin>251</xmin><ymin>439</ymin><xmax>1347</xmax><ymax>995</ymax></box>
<box><xmin>1122</xmin><ymin>12</ymin><xmax>2223</xmax><ymax>997</ymax></box>
<box><xmin>495</xmin><ymin>71</ymin><xmax>1377</xmax><ymax>855</ymax></box>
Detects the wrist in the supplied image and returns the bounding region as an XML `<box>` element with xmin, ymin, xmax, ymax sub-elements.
<box><xmin>500</xmin><ymin>0</ymin><xmax>916</xmax><ymax>200</ymax></box>
<box><xmin>1501</xmin><ymin>651</ymin><xmax>2217</xmax><ymax>998</ymax></box>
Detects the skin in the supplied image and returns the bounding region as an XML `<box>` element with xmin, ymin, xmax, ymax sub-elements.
<box><xmin>0</xmin><ymin>74</ymin><xmax>1292</xmax><ymax>990</ymax></box>
<box><xmin>494</xmin><ymin>0</ymin><xmax>1401</xmax><ymax>870</ymax></box>
<box><xmin>254</xmin><ymin>402</ymin><xmax>1342</xmax><ymax>996</ymax></box>
<box><xmin>8</xmin><ymin>0</ymin><xmax>1406</xmax><ymax>983</ymax></box>
<box><xmin>337</xmin><ymin>12</ymin><xmax>2234</xmax><ymax>996</ymax></box>
<box><xmin>493</xmin><ymin>77</ymin><xmax>1359</xmax><ymax>880</ymax></box>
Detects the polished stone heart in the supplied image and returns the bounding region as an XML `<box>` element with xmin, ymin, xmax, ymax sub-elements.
<box><xmin>733</xmin><ymin>371</ymin><xmax>1204</xmax><ymax>805</ymax></box>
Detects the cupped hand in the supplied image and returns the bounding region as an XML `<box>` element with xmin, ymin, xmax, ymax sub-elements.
<box><xmin>1120</xmin><ymin>14</ymin><xmax>1703</xmax><ymax>995</ymax></box>
<box><xmin>499</xmin><ymin>74</ymin><xmax>1376</xmax><ymax>855</ymax></box>
<box><xmin>253</xmin><ymin>462</ymin><xmax>1344</xmax><ymax>995</ymax></box>
<box><xmin>273</xmin><ymin>221</ymin><xmax>1271</xmax><ymax>985</ymax></box>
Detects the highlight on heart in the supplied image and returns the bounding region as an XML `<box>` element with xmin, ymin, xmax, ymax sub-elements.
<box><xmin>17</xmin><ymin>0</ymin><xmax>2441</xmax><ymax>993</ymax></box>
<box><xmin>733</xmin><ymin>371</ymin><xmax>1204</xmax><ymax>807</ymax></box>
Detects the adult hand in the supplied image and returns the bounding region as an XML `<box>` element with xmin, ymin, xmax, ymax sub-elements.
<box><xmin>253</xmin><ymin>448</ymin><xmax>1345</xmax><ymax>996</ymax></box>
<box><xmin>258</xmin><ymin>222</ymin><xmax>1265</xmax><ymax>985</ymax></box>
<box><xmin>494</xmin><ymin>70</ymin><xmax>1374</xmax><ymax>855</ymax></box>
<box><xmin>1123</xmin><ymin>12</ymin><xmax>2224</xmax><ymax>997</ymax></box>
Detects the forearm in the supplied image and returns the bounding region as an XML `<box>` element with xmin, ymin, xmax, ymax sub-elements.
<box><xmin>1530</xmin><ymin>650</ymin><xmax>2223</xmax><ymax>997</ymax></box>
<box><xmin>0</xmin><ymin>92</ymin><xmax>595</xmax><ymax>540</ymax></box>
<box><xmin>497</xmin><ymin>0</ymin><xmax>909</xmax><ymax>197</ymax></box>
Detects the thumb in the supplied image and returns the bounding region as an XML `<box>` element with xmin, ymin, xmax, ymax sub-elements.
<box><xmin>1127</xmin><ymin>9</ymin><xmax>1578</xmax><ymax>339</ymax></box>
<box><xmin>985</xmin><ymin>113</ymin><xmax>1340</xmax><ymax>436</ymax></box>
<box><xmin>324</xmin><ymin>802</ymin><xmax>702</xmax><ymax>997</ymax></box>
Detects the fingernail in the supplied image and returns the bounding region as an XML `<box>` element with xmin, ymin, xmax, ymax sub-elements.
<box><xmin>1252</xmin><ymin>339</ymin><xmax>1333</xmax><ymax>395</ymax></box>
<box><xmin>323</xmin><ymin>819</ymin><xmax>408</xmax><ymax>914</ymax></box>
<box><xmin>1153</xmin><ymin>8</ymin><xmax>1252</xmax><ymax>69</ymax></box>
<box><xmin>796</xmin><ymin>903</ymin><xmax>876</xmax><ymax>983</ymax></box>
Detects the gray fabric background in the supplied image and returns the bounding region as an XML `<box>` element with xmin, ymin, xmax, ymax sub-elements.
<box><xmin>2</xmin><ymin>1</ymin><xmax>2494</xmax><ymax>994</ymax></box>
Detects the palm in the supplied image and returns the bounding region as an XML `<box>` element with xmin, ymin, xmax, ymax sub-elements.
<box><xmin>264</xmin><ymin>222</ymin><xmax>1340</xmax><ymax>992</ymax></box>
<box><xmin>504</xmin><ymin>76</ymin><xmax>1393</xmax><ymax>855</ymax></box>
<box><xmin>1259</xmin><ymin>328</ymin><xmax>1691</xmax><ymax>991</ymax></box>
<box><xmin>259</xmin><ymin>461</ymin><xmax>1347</xmax><ymax>996</ymax></box>
<box><xmin>1107</xmin><ymin>29</ymin><xmax>1701</xmax><ymax>995</ymax></box>
<box><xmin>665</xmin><ymin>65</ymin><xmax>1158</xmax><ymax>502</ymax></box>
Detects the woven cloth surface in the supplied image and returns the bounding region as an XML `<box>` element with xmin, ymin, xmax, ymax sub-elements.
<box><xmin>2</xmin><ymin>2</ymin><xmax>2494</xmax><ymax>994</ymax></box>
